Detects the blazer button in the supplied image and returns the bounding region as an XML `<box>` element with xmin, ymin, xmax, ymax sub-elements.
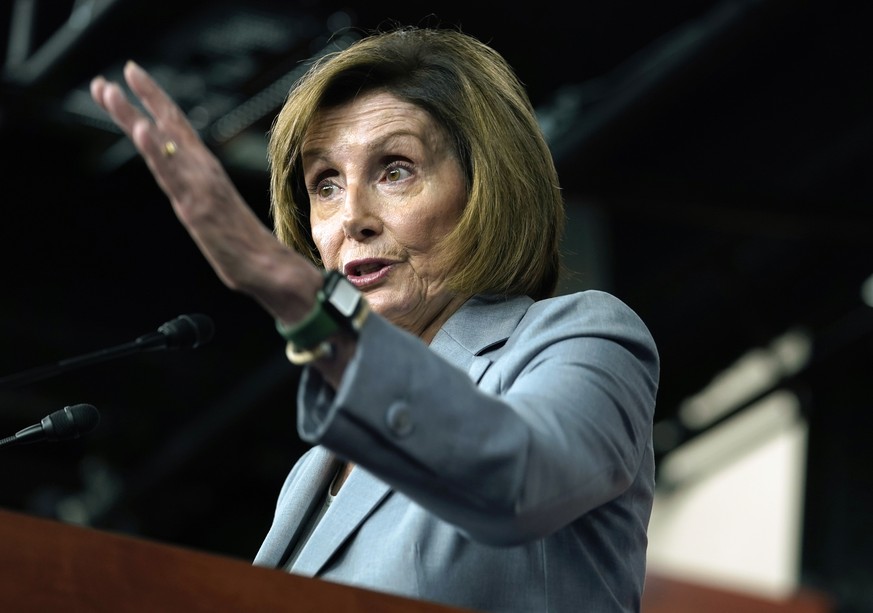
<box><xmin>386</xmin><ymin>402</ymin><xmax>414</xmax><ymax>437</ymax></box>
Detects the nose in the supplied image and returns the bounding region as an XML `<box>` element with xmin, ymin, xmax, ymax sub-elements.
<box><xmin>341</xmin><ymin>183</ymin><xmax>382</xmax><ymax>241</ymax></box>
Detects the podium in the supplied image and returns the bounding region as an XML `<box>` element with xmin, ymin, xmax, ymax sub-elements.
<box><xmin>642</xmin><ymin>572</ymin><xmax>834</xmax><ymax>613</ymax></box>
<box><xmin>0</xmin><ymin>508</ymin><xmax>470</xmax><ymax>612</ymax></box>
<box><xmin>0</xmin><ymin>507</ymin><xmax>835</xmax><ymax>612</ymax></box>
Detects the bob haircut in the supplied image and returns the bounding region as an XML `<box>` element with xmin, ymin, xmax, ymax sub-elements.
<box><xmin>269</xmin><ymin>26</ymin><xmax>565</xmax><ymax>300</ymax></box>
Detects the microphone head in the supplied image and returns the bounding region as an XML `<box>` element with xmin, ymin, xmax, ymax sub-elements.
<box><xmin>157</xmin><ymin>313</ymin><xmax>215</xmax><ymax>349</ymax></box>
<box><xmin>41</xmin><ymin>404</ymin><xmax>100</xmax><ymax>441</ymax></box>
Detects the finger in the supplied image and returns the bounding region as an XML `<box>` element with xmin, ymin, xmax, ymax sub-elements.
<box><xmin>89</xmin><ymin>76</ymin><xmax>108</xmax><ymax>111</ymax></box>
<box><xmin>123</xmin><ymin>60</ymin><xmax>197</xmax><ymax>142</ymax></box>
<box><xmin>91</xmin><ymin>77</ymin><xmax>173</xmax><ymax>166</ymax></box>
<box><xmin>97</xmin><ymin>79</ymin><xmax>153</xmax><ymax>143</ymax></box>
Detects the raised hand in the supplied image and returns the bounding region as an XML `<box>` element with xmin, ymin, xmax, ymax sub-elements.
<box><xmin>90</xmin><ymin>61</ymin><xmax>321</xmax><ymax>324</ymax></box>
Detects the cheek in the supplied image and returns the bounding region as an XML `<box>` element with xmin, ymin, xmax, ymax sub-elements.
<box><xmin>310</xmin><ymin>218</ymin><xmax>341</xmax><ymax>266</ymax></box>
<box><xmin>414</xmin><ymin>195</ymin><xmax>464</xmax><ymax>250</ymax></box>
<box><xmin>401</xmin><ymin>211</ymin><xmax>458</xmax><ymax>269</ymax></box>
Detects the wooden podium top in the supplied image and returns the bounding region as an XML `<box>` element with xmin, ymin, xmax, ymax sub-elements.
<box><xmin>0</xmin><ymin>507</ymin><xmax>835</xmax><ymax>612</ymax></box>
<box><xmin>0</xmin><ymin>508</ymin><xmax>471</xmax><ymax>612</ymax></box>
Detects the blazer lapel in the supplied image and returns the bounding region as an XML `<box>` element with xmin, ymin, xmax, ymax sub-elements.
<box><xmin>431</xmin><ymin>294</ymin><xmax>533</xmax><ymax>382</ymax></box>
<box><xmin>289</xmin><ymin>466</ymin><xmax>392</xmax><ymax>577</ymax></box>
<box><xmin>253</xmin><ymin>446</ymin><xmax>338</xmax><ymax>568</ymax></box>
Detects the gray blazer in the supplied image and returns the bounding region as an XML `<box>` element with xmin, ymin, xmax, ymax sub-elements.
<box><xmin>254</xmin><ymin>291</ymin><xmax>659</xmax><ymax>612</ymax></box>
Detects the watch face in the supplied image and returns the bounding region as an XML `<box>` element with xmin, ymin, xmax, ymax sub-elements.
<box><xmin>330</xmin><ymin>277</ymin><xmax>361</xmax><ymax>317</ymax></box>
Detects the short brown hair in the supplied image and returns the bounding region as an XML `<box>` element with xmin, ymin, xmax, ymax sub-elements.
<box><xmin>269</xmin><ymin>26</ymin><xmax>565</xmax><ymax>300</ymax></box>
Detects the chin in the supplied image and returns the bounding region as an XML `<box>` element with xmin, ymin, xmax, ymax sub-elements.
<box><xmin>363</xmin><ymin>291</ymin><xmax>401</xmax><ymax>314</ymax></box>
<box><xmin>365</xmin><ymin>293</ymin><xmax>419</xmax><ymax>323</ymax></box>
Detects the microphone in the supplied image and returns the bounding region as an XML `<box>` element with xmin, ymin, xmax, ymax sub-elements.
<box><xmin>0</xmin><ymin>404</ymin><xmax>100</xmax><ymax>448</ymax></box>
<box><xmin>0</xmin><ymin>313</ymin><xmax>214</xmax><ymax>389</ymax></box>
<box><xmin>131</xmin><ymin>313</ymin><xmax>215</xmax><ymax>351</ymax></box>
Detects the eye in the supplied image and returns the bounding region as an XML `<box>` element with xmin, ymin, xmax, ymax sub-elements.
<box><xmin>306</xmin><ymin>175</ymin><xmax>339</xmax><ymax>199</ymax></box>
<box><xmin>384</xmin><ymin>161</ymin><xmax>413</xmax><ymax>182</ymax></box>
<box><xmin>318</xmin><ymin>182</ymin><xmax>336</xmax><ymax>198</ymax></box>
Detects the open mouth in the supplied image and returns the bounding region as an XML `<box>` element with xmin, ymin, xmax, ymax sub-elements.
<box><xmin>349</xmin><ymin>261</ymin><xmax>386</xmax><ymax>276</ymax></box>
<box><xmin>344</xmin><ymin>259</ymin><xmax>395</xmax><ymax>287</ymax></box>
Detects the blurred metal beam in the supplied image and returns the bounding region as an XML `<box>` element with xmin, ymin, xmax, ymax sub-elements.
<box><xmin>538</xmin><ymin>0</ymin><xmax>796</xmax><ymax>168</ymax></box>
<box><xmin>3</xmin><ymin>0</ymin><xmax>123</xmax><ymax>88</ymax></box>
<box><xmin>5</xmin><ymin>0</ymin><xmax>37</xmax><ymax>68</ymax></box>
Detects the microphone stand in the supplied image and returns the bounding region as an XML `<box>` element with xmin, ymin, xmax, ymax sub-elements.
<box><xmin>0</xmin><ymin>336</ymin><xmax>167</xmax><ymax>389</ymax></box>
<box><xmin>0</xmin><ymin>314</ymin><xmax>213</xmax><ymax>389</ymax></box>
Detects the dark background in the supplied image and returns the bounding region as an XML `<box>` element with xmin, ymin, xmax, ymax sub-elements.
<box><xmin>2</xmin><ymin>1</ymin><xmax>872</xmax><ymax>609</ymax></box>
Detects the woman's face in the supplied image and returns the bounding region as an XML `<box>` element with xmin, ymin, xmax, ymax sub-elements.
<box><xmin>303</xmin><ymin>90</ymin><xmax>469</xmax><ymax>341</ymax></box>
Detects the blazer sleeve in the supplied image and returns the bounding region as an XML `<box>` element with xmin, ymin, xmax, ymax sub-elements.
<box><xmin>296</xmin><ymin>291</ymin><xmax>660</xmax><ymax>546</ymax></box>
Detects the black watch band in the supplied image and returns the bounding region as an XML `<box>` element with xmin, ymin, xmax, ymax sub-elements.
<box><xmin>275</xmin><ymin>270</ymin><xmax>369</xmax><ymax>364</ymax></box>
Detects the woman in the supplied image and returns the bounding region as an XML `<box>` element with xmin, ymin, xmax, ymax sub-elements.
<box><xmin>90</xmin><ymin>26</ymin><xmax>659</xmax><ymax>613</ymax></box>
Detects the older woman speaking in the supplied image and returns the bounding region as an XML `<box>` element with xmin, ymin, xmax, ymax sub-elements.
<box><xmin>90</xmin><ymin>25</ymin><xmax>659</xmax><ymax>613</ymax></box>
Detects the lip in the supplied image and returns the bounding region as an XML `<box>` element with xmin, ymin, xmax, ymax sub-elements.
<box><xmin>343</xmin><ymin>258</ymin><xmax>397</xmax><ymax>289</ymax></box>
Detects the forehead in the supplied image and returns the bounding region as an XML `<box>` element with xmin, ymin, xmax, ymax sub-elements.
<box><xmin>302</xmin><ymin>90</ymin><xmax>447</xmax><ymax>154</ymax></box>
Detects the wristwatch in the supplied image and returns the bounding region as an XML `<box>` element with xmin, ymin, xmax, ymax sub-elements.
<box><xmin>275</xmin><ymin>269</ymin><xmax>369</xmax><ymax>365</ymax></box>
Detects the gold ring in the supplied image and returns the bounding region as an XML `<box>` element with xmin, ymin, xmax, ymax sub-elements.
<box><xmin>162</xmin><ymin>140</ymin><xmax>178</xmax><ymax>157</ymax></box>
